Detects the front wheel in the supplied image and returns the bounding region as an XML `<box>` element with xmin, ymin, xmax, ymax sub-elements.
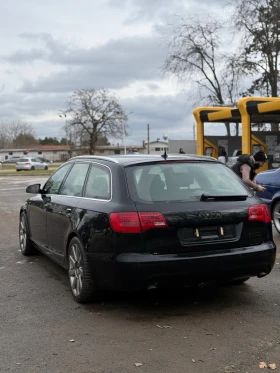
<box><xmin>44</xmin><ymin>166</ymin><xmax>48</xmax><ymax>170</ymax></box>
<box><xmin>19</xmin><ymin>213</ymin><xmax>37</xmax><ymax>255</ymax></box>
<box><xmin>68</xmin><ymin>237</ymin><xmax>98</xmax><ymax>303</ymax></box>
<box><xmin>272</xmin><ymin>201</ymin><xmax>280</xmax><ymax>234</ymax></box>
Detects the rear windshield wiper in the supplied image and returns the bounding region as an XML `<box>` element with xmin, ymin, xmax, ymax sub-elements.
<box><xmin>200</xmin><ymin>193</ymin><xmax>248</xmax><ymax>201</ymax></box>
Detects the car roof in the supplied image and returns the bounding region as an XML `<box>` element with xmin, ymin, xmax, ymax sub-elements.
<box><xmin>70</xmin><ymin>154</ymin><xmax>218</xmax><ymax>166</ymax></box>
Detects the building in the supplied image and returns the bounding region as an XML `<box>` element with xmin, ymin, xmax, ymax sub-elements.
<box><xmin>0</xmin><ymin>145</ymin><xmax>71</xmax><ymax>162</ymax></box>
<box><xmin>0</xmin><ymin>143</ymin><xmax>146</xmax><ymax>162</ymax></box>
<box><xmin>168</xmin><ymin>140</ymin><xmax>197</xmax><ymax>154</ymax></box>
<box><xmin>144</xmin><ymin>140</ymin><xmax>169</xmax><ymax>154</ymax></box>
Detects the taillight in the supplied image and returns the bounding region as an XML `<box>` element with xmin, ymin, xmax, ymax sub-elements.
<box><xmin>109</xmin><ymin>212</ymin><xmax>168</xmax><ymax>233</ymax></box>
<box><xmin>248</xmin><ymin>204</ymin><xmax>271</xmax><ymax>223</ymax></box>
<box><xmin>138</xmin><ymin>212</ymin><xmax>167</xmax><ymax>231</ymax></box>
<box><xmin>110</xmin><ymin>212</ymin><xmax>141</xmax><ymax>233</ymax></box>
<box><xmin>25</xmin><ymin>162</ymin><xmax>31</xmax><ymax>165</ymax></box>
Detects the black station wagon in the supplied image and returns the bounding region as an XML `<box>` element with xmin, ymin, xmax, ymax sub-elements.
<box><xmin>19</xmin><ymin>154</ymin><xmax>276</xmax><ymax>303</ymax></box>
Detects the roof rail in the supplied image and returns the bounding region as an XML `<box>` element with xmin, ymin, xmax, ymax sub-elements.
<box><xmin>70</xmin><ymin>155</ymin><xmax>119</xmax><ymax>163</ymax></box>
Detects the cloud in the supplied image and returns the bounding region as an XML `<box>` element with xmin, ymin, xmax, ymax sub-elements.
<box><xmin>120</xmin><ymin>93</ymin><xmax>195</xmax><ymax>144</ymax></box>
<box><xmin>13</xmin><ymin>33</ymin><xmax>166</xmax><ymax>93</ymax></box>
<box><xmin>0</xmin><ymin>90</ymin><xmax>195</xmax><ymax>144</ymax></box>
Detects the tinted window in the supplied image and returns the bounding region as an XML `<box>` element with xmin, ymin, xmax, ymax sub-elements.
<box><xmin>42</xmin><ymin>163</ymin><xmax>72</xmax><ymax>194</ymax></box>
<box><xmin>84</xmin><ymin>165</ymin><xmax>111</xmax><ymax>200</ymax></box>
<box><xmin>125</xmin><ymin>162</ymin><xmax>252</xmax><ymax>202</ymax></box>
<box><xmin>60</xmin><ymin>163</ymin><xmax>89</xmax><ymax>197</ymax></box>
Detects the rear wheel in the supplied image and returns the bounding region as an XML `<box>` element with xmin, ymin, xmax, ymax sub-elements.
<box><xmin>68</xmin><ymin>237</ymin><xmax>98</xmax><ymax>303</ymax></box>
<box><xmin>19</xmin><ymin>213</ymin><xmax>37</xmax><ymax>256</ymax></box>
<box><xmin>44</xmin><ymin>166</ymin><xmax>48</xmax><ymax>170</ymax></box>
<box><xmin>31</xmin><ymin>166</ymin><xmax>35</xmax><ymax>170</ymax></box>
<box><xmin>272</xmin><ymin>201</ymin><xmax>280</xmax><ymax>234</ymax></box>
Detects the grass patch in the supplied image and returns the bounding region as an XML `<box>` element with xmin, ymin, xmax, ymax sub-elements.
<box><xmin>0</xmin><ymin>167</ymin><xmax>59</xmax><ymax>177</ymax></box>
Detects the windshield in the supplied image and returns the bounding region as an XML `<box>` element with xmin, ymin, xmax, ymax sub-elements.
<box><xmin>125</xmin><ymin>161</ymin><xmax>253</xmax><ymax>203</ymax></box>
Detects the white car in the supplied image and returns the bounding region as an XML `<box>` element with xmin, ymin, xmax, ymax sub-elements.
<box><xmin>16</xmin><ymin>157</ymin><xmax>49</xmax><ymax>171</ymax></box>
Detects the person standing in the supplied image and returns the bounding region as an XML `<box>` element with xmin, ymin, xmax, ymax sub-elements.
<box><xmin>179</xmin><ymin>148</ymin><xmax>185</xmax><ymax>154</ymax></box>
<box><xmin>231</xmin><ymin>151</ymin><xmax>267</xmax><ymax>192</ymax></box>
<box><xmin>218</xmin><ymin>145</ymin><xmax>227</xmax><ymax>164</ymax></box>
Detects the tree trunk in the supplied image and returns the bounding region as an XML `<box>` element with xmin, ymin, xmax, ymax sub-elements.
<box><xmin>225</xmin><ymin>123</ymin><xmax>231</xmax><ymax>136</ymax></box>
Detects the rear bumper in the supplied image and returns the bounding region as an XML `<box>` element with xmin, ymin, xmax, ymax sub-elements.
<box><xmin>88</xmin><ymin>242</ymin><xmax>276</xmax><ymax>291</ymax></box>
<box><xmin>16</xmin><ymin>165</ymin><xmax>31</xmax><ymax>170</ymax></box>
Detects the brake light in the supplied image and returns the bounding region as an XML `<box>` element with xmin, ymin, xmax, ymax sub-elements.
<box><xmin>109</xmin><ymin>212</ymin><xmax>167</xmax><ymax>233</ymax></box>
<box><xmin>138</xmin><ymin>212</ymin><xmax>167</xmax><ymax>231</ymax></box>
<box><xmin>248</xmin><ymin>204</ymin><xmax>271</xmax><ymax>223</ymax></box>
<box><xmin>25</xmin><ymin>162</ymin><xmax>31</xmax><ymax>165</ymax></box>
<box><xmin>110</xmin><ymin>212</ymin><xmax>141</xmax><ymax>233</ymax></box>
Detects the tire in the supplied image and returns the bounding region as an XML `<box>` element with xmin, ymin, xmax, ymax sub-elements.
<box><xmin>44</xmin><ymin>166</ymin><xmax>48</xmax><ymax>170</ymax></box>
<box><xmin>272</xmin><ymin>201</ymin><xmax>280</xmax><ymax>234</ymax></box>
<box><xmin>19</xmin><ymin>213</ymin><xmax>37</xmax><ymax>256</ymax></box>
<box><xmin>68</xmin><ymin>237</ymin><xmax>97</xmax><ymax>303</ymax></box>
<box><xmin>31</xmin><ymin>166</ymin><xmax>35</xmax><ymax>170</ymax></box>
<box><xmin>16</xmin><ymin>170</ymin><xmax>21</xmax><ymax>172</ymax></box>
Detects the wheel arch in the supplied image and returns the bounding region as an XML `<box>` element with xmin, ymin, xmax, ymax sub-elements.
<box><xmin>64</xmin><ymin>232</ymin><xmax>79</xmax><ymax>268</ymax></box>
<box><xmin>271</xmin><ymin>196</ymin><xmax>280</xmax><ymax>213</ymax></box>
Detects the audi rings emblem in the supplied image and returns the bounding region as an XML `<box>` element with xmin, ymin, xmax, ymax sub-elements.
<box><xmin>199</xmin><ymin>212</ymin><xmax>222</xmax><ymax>220</ymax></box>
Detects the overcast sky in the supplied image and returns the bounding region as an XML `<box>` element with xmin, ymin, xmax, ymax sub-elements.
<box><xmin>0</xmin><ymin>0</ymin><xmax>229</xmax><ymax>145</ymax></box>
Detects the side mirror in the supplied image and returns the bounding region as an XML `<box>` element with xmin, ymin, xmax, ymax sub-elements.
<box><xmin>26</xmin><ymin>184</ymin><xmax>41</xmax><ymax>194</ymax></box>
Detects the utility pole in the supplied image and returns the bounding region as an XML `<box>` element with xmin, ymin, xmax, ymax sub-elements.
<box><xmin>147</xmin><ymin>123</ymin><xmax>150</xmax><ymax>154</ymax></box>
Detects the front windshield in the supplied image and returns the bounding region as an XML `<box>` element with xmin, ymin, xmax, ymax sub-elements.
<box><xmin>125</xmin><ymin>161</ymin><xmax>253</xmax><ymax>203</ymax></box>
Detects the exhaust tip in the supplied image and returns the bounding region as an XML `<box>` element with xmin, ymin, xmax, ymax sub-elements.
<box><xmin>147</xmin><ymin>283</ymin><xmax>158</xmax><ymax>290</ymax></box>
<box><xmin>257</xmin><ymin>271</ymin><xmax>267</xmax><ymax>278</ymax></box>
<box><xmin>198</xmin><ymin>282</ymin><xmax>206</xmax><ymax>289</ymax></box>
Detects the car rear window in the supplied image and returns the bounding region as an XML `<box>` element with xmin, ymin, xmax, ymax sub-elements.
<box><xmin>18</xmin><ymin>158</ymin><xmax>29</xmax><ymax>162</ymax></box>
<box><xmin>125</xmin><ymin>161</ymin><xmax>253</xmax><ymax>203</ymax></box>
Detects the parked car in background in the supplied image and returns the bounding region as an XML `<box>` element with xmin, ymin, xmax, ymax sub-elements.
<box><xmin>16</xmin><ymin>157</ymin><xmax>48</xmax><ymax>171</ymax></box>
<box><xmin>256</xmin><ymin>168</ymin><xmax>280</xmax><ymax>233</ymax></box>
<box><xmin>226</xmin><ymin>149</ymin><xmax>242</xmax><ymax>167</ymax></box>
<box><xmin>37</xmin><ymin>157</ymin><xmax>52</xmax><ymax>163</ymax></box>
<box><xmin>272</xmin><ymin>144</ymin><xmax>280</xmax><ymax>169</ymax></box>
<box><xmin>19</xmin><ymin>154</ymin><xmax>276</xmax><ymax>303</ymax></box>
<box><xmin>3</xmin><ymin>156</ymin><xmax>21</xmax><ymax>164</ymax></box>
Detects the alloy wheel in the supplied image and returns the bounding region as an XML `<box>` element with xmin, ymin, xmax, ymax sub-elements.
<box><xmin>69</xmin><ymin>243</ymin><xmax>84</xmax><ymax>297</ymax></box>
<box><xmin>273</xmin><ymin>201</ymin><xmax>280</xmax><ymax>233</ymax></box>
<box><xmin>19</xmin><ymin>216</ymin><xmax>27</xmax><ymax>252</ymax></box>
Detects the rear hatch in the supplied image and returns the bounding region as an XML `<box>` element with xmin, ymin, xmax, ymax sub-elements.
<box><xmin>124</xmin><ymin>160</ymin><xmax>269</xmax><ymax>254</ymax></box>
<box><xmin>16</xmin><ymin>158</ymin><xmax>30</xmax><ymax>167</ymax></box>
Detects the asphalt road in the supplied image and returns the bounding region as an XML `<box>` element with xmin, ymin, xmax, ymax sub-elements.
<box><xmin>1</xmin><ymin>176</ymin><xmax>280</xmax><ymax>373</ymax></box>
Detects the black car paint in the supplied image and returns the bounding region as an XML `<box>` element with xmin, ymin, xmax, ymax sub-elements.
<box><xmin>21</xmin><ymin>156</ymin><xmax>277</xmax><ymax>292</ymax></box>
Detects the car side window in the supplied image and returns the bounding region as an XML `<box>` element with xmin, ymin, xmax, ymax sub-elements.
<box><xmin>84</xmin><ymin>165</ymin><xmax>111</xmax><ymax>200</ymax></box>
<box><xmin>60</xmin><ymin>163</ymin><xmax>89</xmax><ymax>197</ymax></box>
<box><xmin>42</xmin><ymin>163</ymin><xmax>72</xmax><ymax>195</ymax></box>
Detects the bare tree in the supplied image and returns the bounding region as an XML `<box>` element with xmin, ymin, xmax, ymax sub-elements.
<box><xmin>162</xmin><ymin>15</ymin><xmax>244</xmax><ymax>135</ymax></box>
<box><xmin>0</xmin><ymin>121</ymin><xmax>35</xmax><ymax>148</ymax></box>
<box><xmin>61</xmin><ymin>89</ymin><xmax>128</xmax><ymax>155</ymax></box>
<box><xmin>233</xmin><ymin>0</ymin><xmax>280</xmax><ymax>130</ymax></box>
<box><xmin>234</xmin><ymin>0</ymin><xmax>280</xmax><ymax>96</ymax></box>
